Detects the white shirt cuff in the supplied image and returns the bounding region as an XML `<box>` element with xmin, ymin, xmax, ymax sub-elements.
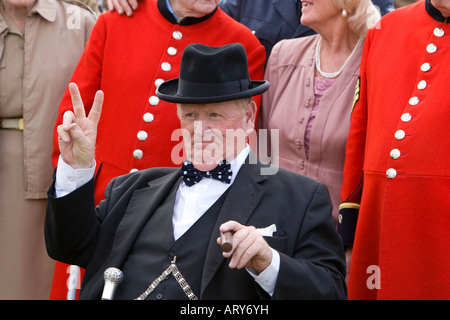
<box><xmin>246</xmin><ymin>248</ymin><xmax>280</xmax><ymax>296</ymax></box>
<box><xmin>55</xmin><ymin>155</ymin><xmax>96</xmax><ymax>198</ymax></box>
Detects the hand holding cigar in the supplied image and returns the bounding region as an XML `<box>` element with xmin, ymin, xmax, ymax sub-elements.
<box><xmin>218</xmin><ymin>221</ymin><xmax>273</xmax><ymax>274</ymax></box>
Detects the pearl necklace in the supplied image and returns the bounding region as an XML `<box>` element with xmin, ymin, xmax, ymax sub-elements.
<box><xmin>315</xmin><ymin>37</ymin><xmax>363</xmax><ymax>78</ymax></box>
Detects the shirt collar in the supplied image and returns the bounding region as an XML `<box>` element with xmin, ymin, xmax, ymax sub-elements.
<box><xmin>158</xmin><ymin>0</ymin><xmax>217</xmax><ymax>25</ymax></box>
<box><xmin>0</xmin><ymin>3</ymin><xmax>12</xmax><ymax>34</ymax></box>
<box><xmin>425</xmin><ymin>0</ymin><xmax>449</xmax><ymax>23</ymax></box>
<box><xmin>228</xmin><ymin>145</ymin><xmax>250</xmax><ymax>184</ymax></box>
<box><xmin>28</xmin><ymin>0</ymin><xmax>57</xmax><ymax>22</ymax></box>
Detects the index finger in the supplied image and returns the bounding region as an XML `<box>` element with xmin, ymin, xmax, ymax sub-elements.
<box><xmin>219</xmin><ymin>220</ymin><xmax>244</xmax><ymax>234</ymax></box>
<box><xmin>68</xmin><ymin>83</ymin><xmax>86</xmax><ymax>119</ymax></box>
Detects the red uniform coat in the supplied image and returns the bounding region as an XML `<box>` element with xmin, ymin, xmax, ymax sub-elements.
<box><xmin>339</xmin><ymin>0</ymin><xmax>450</xmax><ymax>299</ymax></box>
<box><xmin>50</xmin><ymin>0</ymin><xmax>265</xmax><ymax>299</ymax></box>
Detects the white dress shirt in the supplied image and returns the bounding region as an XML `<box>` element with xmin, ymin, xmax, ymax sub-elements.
<box><xmin>54</xmin><ymin>146</ymin><xmax>279</xmax><ymax>295</ymax></box>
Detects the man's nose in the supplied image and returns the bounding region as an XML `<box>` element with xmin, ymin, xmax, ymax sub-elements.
<box><xmin>193</xmin><ymin>119</ymin><xmax>210</xmax><ymax>134</ymax></box>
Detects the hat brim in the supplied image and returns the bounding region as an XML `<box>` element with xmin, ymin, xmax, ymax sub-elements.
<box><xmin>156</xmin><ymin>78</ymin><xmax>270</xmax><ymax>104</ymax></box>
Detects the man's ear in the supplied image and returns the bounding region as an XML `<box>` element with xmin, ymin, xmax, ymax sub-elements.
<box><xmin>244</xmin><ymin>100</ymin><xmax>257</xmax><ymax>132</ymax></box>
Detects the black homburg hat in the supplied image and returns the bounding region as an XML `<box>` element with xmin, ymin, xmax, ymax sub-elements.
<box><xmin>156</xmin><ymin>43</ymin><xmax>269</xmax><ymax>103</ymax></box>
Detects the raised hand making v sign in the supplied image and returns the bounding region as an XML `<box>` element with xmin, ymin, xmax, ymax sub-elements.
<box><xmin>56</xmin><ymin>83</ymin><xmax>103</xmax><ymax>170</ymax></box>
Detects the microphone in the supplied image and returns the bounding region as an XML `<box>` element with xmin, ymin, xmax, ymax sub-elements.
<box><xmin>101</xmin><ymin>267</ymin><xmax>123</xmax><ymax>300</ymax></box>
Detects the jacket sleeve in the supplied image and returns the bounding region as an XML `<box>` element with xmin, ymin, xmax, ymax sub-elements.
<box><xmin>273</xmin><ymin>183</ymin><xmax>347</xmax><ymax>299</ymax></box>
<box><xmin>337</xmin><ymin>30</ymin><xmax>373</xmax><ymax>246</ymax></box>
<box><xmin>45</xmin><ymin>177</ymin><xmax>99</xmax><ymax>268</ymax></box>
<box><xmin>44</xmin><ymin>172</ymin><xmax>116</xmax><ymax>268</ymax></box>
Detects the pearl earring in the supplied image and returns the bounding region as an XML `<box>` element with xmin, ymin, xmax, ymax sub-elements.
<box><xmin>342</xmin><ymin>9</ymin><xmax>347</xmax><ymax>17</ymax></box>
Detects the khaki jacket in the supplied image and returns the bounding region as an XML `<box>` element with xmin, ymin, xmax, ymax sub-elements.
<box><xmin>0</xmin><ymin>0</ymin><xmax>96</xmax><ymax>198</ymax></box>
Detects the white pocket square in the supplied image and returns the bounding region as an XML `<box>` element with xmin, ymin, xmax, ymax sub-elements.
<box><xmin>257</xmin><ymin>224</ymin><xmax>277</xmax><ymax>237</ymax></box>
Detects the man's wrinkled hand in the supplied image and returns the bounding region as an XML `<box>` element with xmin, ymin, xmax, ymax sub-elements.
<box><xmin>217</xmin><ymin>220</ymin><xmax>273</xmax><ymax>274</ymax></box>
<box><xmin>57</xmin><ymin>83</ymin><xmax>103</xmax><ymax>169</ymax></box>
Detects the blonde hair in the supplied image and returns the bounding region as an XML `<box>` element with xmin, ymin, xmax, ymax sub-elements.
<box><xmin>334</xmin><ymin>0</ymin><xmax>381</xmax><ymax>38</ymax></box>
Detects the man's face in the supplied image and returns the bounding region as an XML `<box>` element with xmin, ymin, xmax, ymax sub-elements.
<box><xmin>171</xmin><ymin>0</ymin><xmax>219</xmax><ymax>18</ymax></box>
<box><xmin>2</xmin><ymin>0</ymin><xmax>36</xmax><ymax>10</ymax></box>
<box><xmin>178</xmin><ymin>99</ymin><xmax>256</xmax><ymax>171</ymax></box>
<box><xmin>431</xmin><ymin>0</ymin><xmax>450</xmax><ymax>17</ymax></box>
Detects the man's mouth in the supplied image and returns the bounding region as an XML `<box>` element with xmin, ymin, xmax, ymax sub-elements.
<box><xmin>302</xmin><ymin>1</ymin><xmax>313</xmax><ymax>7</ymax></box>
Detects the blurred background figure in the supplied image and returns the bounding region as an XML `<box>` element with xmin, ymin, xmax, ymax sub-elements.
<box><xmin>218</xmin><ymin>0</ymin><xmax>392</xmax><ymax>59</ymax></box>
<box><xmin>259</xmin><ymin>0</ymin><xmax>380</xmax><ymax>222</ymax></box>
<box><xmin>0</xmin><ymin>0</ymin><xmax>96</xmax><ymax>299</ymax></box>
<box><xmin>339</xmin><ymin>0</ymin><xmax>450</xmax><ymax>299</ymax></box>
<box><xmin>394</xmin><ymin>0</ymin><xmax>417</xmax><ymax>8</ymax></box>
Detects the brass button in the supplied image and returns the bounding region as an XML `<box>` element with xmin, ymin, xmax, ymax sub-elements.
<box><xmin>426</xmin><ymin>43</ymin><xmax>437</xmax><ymax>53</ymax></box>
<box><xmin>421</xmin><ymin>62</ymin><xmax>431</xmax><ymax>72</ymax></box>
<box><xmin>417</xmin><ymin>80</ymin><xmax>427</xmax><ymax>90</ymax></box>
<box><xmin>386</xmin><ymin>168</ymin><xmax>397</xmax><ymax>179</ymax></box>
<box><xmin>395</xmin><ymin>130</ymin><xmax>406</xmax><ymax>140</ymax></box>
<box><xmin>434</xmin><ymin>27</ymin><xmax>444</xmax><ymax>37</ymax></box>
<box><xmin>390</xmin><ymin>149</ymin><xmax>401</xmax><ymax>159</ymax></box>
<box><xmin>173</xmin><ymin>31</ymin><xmax>182</xmax><ymax>40</ymax></box>
<box><xmin>133</xmin><ymin>149</ymin><xmax>143</xmax><ymax>160</ymax></box>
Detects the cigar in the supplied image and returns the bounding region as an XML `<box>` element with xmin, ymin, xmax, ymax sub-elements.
<box><xmin>220</xmin><ymin>231</ymin><xmax>233</xmax><ymax>253</ymax></box>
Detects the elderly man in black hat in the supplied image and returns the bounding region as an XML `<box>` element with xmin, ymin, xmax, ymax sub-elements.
<box><xmin>45</xmin><ymin>43</ymin><xmax>347</xmax><ymax>300</ymax></box>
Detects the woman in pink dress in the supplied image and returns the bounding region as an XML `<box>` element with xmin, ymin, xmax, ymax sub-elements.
<box><xmin>260</xmin><ymin>0</ymin><xmax>380</xmax><ymax>222</ymax></box>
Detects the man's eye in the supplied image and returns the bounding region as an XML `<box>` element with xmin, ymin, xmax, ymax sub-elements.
<box><xmin>210</xmin><ymin>113</ymin><xmax>221</xmax><ymax>118</ymax></box>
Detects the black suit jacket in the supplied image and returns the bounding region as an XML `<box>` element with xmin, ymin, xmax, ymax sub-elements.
<box><xmin>45</xmin><ymin>159</ymin><xmax>347</xmax><ymax>299</ymax></box>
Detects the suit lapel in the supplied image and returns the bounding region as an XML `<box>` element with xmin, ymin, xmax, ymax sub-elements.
<box><xmin>87</xmin><ymin>159</ymin><xmax>270</xmax><ymax>298</ymax></box>
<box><xmin>85</xmin><ymin>170</ymin><xmax>182</xmax><ymax>299</ymax></box>
<box><xmin>105</xmin><ymin>170</ymin><xmax>181</xmax><ymax>269</ymax></box>
<box><xmin>200</xmin><ymin>159</ymin><xmax>268</xmax><ymax>296</ymax></box>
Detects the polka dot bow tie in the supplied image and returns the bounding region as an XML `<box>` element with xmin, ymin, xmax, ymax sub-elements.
<box><xmin>180</xmin><ymin>160</ymin><xmax>232</xmax><ymax>187</ymax></box>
